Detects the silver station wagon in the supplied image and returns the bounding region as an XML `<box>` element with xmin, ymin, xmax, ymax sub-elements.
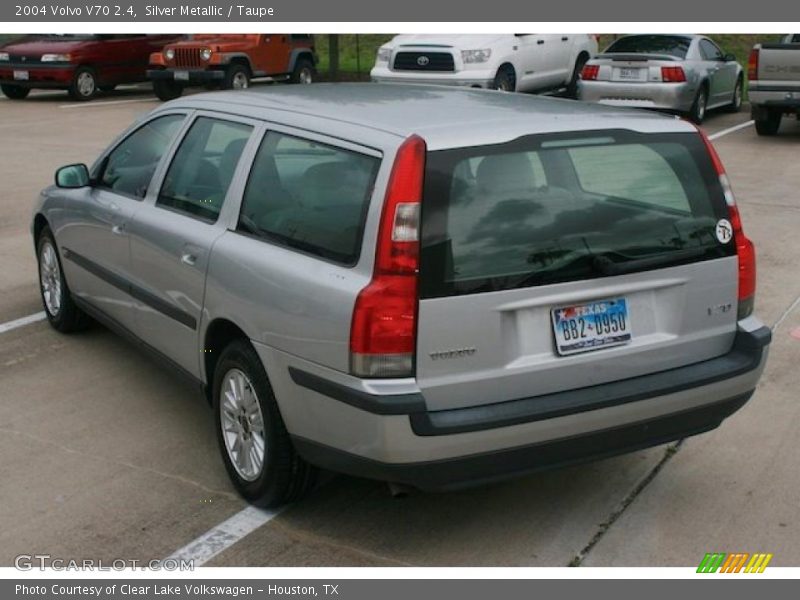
<box><xmin>33</xmin><ymin>84</ymin><xmax>770</xmax><ymax>506</ymax></box>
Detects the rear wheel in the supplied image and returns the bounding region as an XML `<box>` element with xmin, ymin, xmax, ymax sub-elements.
<box><xmin>493</xmin><ymin>65</ymin><xmax>516</xmax><ymax>92</ymax></box>
<box><xmin>153</xmin><ymin>79</ymin><xmax>184</xmax><ymax>101</ymax></box>
<box><xmin>213</xmin><ymin>340</ymin><xmax>317</xmax><ymax>507</ymax></box>
<box><xmin>289</xmin><ymin>58</ymin><xmax>315</xmax><ymax>84</ymax></box>
<box><xmin>755</xmin><ymin>109</ymin><xmax>782</xmax><ymax>136</ymax></box>
<box><xmin>222</xmin><ymin>64</ymin><xmax>250</xmax><ymax>90</ymax></box>
<box><xmin>1</xmin><ymin>84</ymin><xmax>30</xmax><ymax>99</ymax></box>
<box><xmin>37</xmin><ymin>227</ymin><xmax>90</xmax><ymax>333</ymax></box>
<box><xmin>566</xmin><ymin>54</ymin><xmax>589</xmax><ymax>98</ymax></box>
<box><xmin>688</xmin><ymin>86</ymin><xmax>708</xmax><ymax>124</ymax></box>
<box><xmin>68</xmin><ymin>66</ymin><xmax>97</xmax><ymax>101</ymax></box>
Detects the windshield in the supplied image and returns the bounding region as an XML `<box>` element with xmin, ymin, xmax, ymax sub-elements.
<box><xmin>605</xmin><ymin>35</ymin><xmax>692</xmax><ymax>58</ymax></box>
<box><xmin>420</xmin><ymin>130</ymin><xmax>735</xmax><ymax>298</ymax></box>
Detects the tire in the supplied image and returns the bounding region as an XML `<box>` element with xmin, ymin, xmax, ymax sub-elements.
<box><xmin>289</xmin><ymin>58</ymin><xmax>316</xmax><ymax>84</ymax></box>
<box><xmin>725</xmin><ymin>77</ymin><xmax>743</xmax><ymax>113</ymax></box>
<box><xmin>68</xmin><ymin>66</ymin><xmax>98</xmax><ymax>101</ymax></box>
<box><xmin>687</xmin><ymin>86</ymin><xmax>708</xmax><ymax>124</ymax></box>
<box><xmin>755</xmin><ymin>110</ymin><xmax>782</xmax><ymax>136</ymax></box>
<box><xmin>493</xmin><ymin>65</ymin><xmax>516</xmax><ymax>92</ymax></box>
<box><xmin>213</xmin><ymin>339</ymin><xmax>317</xmax><ymax>507</ymax></box>
<box><xmin>566</xmin><ymin>54</ymin><xmax>589</xmax><ymax>99</ymax></box>
<box><xmin>1</xmin><ymin>84</ymin><xmax>30</xmax><ymax>99</ymax></box>
<box><xmin>222</xmin><ymin>64</ymin><xmax>250</xmax><ymax>90</ymax></box>
<box><xmin>153</xmin><ymin>79</ymin><xmax>184</xmax><ymax>101</ymax></box>
<box><xmin>37</xmin><ymin>227</ymin><xmax>90</xmax><ymax>333</ymax></box>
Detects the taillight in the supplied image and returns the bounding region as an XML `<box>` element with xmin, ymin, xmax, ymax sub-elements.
<box><xmin>580</xmin><ymin>64</ymin><xmax>599</xmax><ymax>80</ymax></box>
<box><xmin>350</xmin><ymin>135</ymin><xmax>425</xmax><ymax>378</ymax></box>
<box><xmin>697</xmin><ymin>128</ymin><xmax>756</xmax><ymax>319</ymax></box>
<box><xmin>661</xmin><ymin>66</ymin><xmax>686</xmax><ymax>83</ymax></box>
<box><xmin>748</xmin><ymin>48</ymin><xmax>759</xmax><ymax>81</ymax></box>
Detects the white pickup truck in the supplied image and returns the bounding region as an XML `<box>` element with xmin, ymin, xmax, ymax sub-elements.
<box><xmin>749</xmin><ymin>34</ymin><xmax>800</xmax><ymax>135</ymax></box>
<box><xmin>370</xmin><ymin>34</ymin><xmax>598</xmax><ymax>95</ymax></box>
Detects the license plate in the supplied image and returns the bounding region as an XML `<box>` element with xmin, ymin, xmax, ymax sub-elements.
<box><xmin>551</xmin><ymin>298</ymin><xmax>632</xmax><ymax>356</ymax></box>
<box><xmin>618</xmin><ymin>67</ymin><xmax>642</xmax><ymax>80</ymax></box>
<box><xmin>13</xmin><ymin>70</ymin><xmax>29</xmax><ymax>81</ymax></box>
<box><xmin>174</xmin><ymin>70</ymin><xmax>189</xmax><ymax>81</ymax></box>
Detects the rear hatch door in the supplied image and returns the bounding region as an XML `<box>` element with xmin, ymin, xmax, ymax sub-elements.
<box><xmin>416</xmin><ymin>128</ymin><xmax>738</xmax><ymax>411</ymax></box>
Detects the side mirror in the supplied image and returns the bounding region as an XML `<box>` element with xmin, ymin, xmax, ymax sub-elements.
<box><xmin>55</xmin><ymin>163</ymin><xmax>91</xmax><ymax>188</ymax></box>
<box><xmin>723</xmin><ymin>53</ymin><xmax>736</xmax><ymax>62</ymax></box>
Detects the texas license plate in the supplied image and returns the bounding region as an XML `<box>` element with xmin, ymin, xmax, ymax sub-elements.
<box><xmin>174</xmin><ymin>70</ymin><xmax>189</xmax><ymax>81</ymax></box>
<box><xmin>618</xmin><ymin>67</ymin><xmax>642</xmax><ymax>80</ymax></box>
<box><xmin>551</xmin><ymin>298</ymin><xmax>632</xmax><ymax>356</ymax></box>
<box><xmin>13</xmin><ymin>70</ymin><xmax>29</xmax><ymax>81</ymax></box>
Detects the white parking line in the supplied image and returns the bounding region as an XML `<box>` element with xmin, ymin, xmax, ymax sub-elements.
<box><xmin>708</xmin><ymin>120</ymin><xmax>755</xmax><ymax>141</ymax></box>
<box><xmin>0</xmin><ymin>311</ymin><xmax>46</xmax><ymax>335</ymax></box>
<box><xmin>164</xmin><ymin>505</ymin><xmax>285</xmax><ymax>566</ymax></box>
<box><xmin>59</xmin><ymin>97</ymin><xmax>156</xmax><ymax>109</ymax></box>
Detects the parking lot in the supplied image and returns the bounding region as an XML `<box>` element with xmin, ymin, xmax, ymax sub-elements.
<box><xmin>1</xmin><ymin>87</ymin><xmax>799</xmax><ymax>568</ymax></box>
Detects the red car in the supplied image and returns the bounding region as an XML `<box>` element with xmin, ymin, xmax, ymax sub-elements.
<box><xmin>0</xmin><ymin>34</ymin><xmax>182</xmax><ymax>101</ymax></box>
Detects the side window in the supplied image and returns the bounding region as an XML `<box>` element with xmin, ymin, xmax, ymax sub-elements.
<box><xmin>238</xmin><ymin>131</ymin><xmax>379</xmax><ymax>264</ymax></box>
<box><xmin>568</xmin><ymin>144</ymin><xmax>692</xmax><ymax>213</ymax></box>
<box><xmin>98</xmin><ymin>114</ymin><xmax>184</xmax><ymax>199</ymax></box>
<box><xmin>157</xmin><ymin>117</ymin><xmax>253</xmax><ymax>222</ymax></box>
<box><xmin>700</xmin><ymin>40</ymin><xmax>723</xmax><ymax>61</ymax></box>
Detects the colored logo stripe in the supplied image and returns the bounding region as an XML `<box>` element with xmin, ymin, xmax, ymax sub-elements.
<box><xmin>697</xmin><ymin>552</ymin><xmax>773</xmax><ymax>573</ymax></box>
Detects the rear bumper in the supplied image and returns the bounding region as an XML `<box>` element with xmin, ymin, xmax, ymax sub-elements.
<box><xmin>146</xmin><ymin>68</ymin><xmax>224</xmax><ymax>83</ymax></box>
<box><xmin>264</xmin><ymin>324</ymin><xmax>770</xmax><ymax>491</ymax></box>
<box><xmin>750</xmin><ymin>86</ymin><xmax>800</xmax><ymax>113</ymax></box>
<box><xmin>578</xmin><ymin>80</ymin><xmax>696</xmax><ymax>113</ymax></box>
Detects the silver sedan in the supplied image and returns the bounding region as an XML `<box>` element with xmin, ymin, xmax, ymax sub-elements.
<box><xmin>577</xmin><ymin>34</ymin><xmax>744</xmax><ymax>123</ymax></box>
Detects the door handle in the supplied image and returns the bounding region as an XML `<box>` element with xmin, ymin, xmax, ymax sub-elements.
<box><xmin>111</xmin><ymin>223</ymin><xmax>126</xmax><ymax>235</ymax></box>
<box><xmin>537</xmin><ymin>40</ymin><xmax>545</xmax><ymax>45</ymax></box>
<box><xmin>562</xmin><ymin>36</ymin><xmax>569</xmax><ymax>41</ymax></box>
<box><xmin>180</xmin><ymin>252</ymin><xmax>197</xmax><ymax>266</ymax></box>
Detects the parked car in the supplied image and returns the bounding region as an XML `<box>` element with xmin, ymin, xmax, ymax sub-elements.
<box><xmin>370</xmin><ymin>34</ymin><xmax>598</xmax><ymax>95</ymax></box>
<box><xmin>0</xmin><ymin>34</ymin><xmax>182</xmax><ymax>101</ymax></box>
<box><xmin>748</xmin><ymin>34</ymin><xmax>800</xmax><ymax>135</ymax></box>
<box><xmin>578</xmin><ymin>34</ymin><xmax>744</xmax><ymax>123</ymax></box>
<box><xmin>147</xmin><ymin>34</ymin><xmax>316</xmax><ymax>101</ymax></box>
<box><xmin>33</xmin><ymin>84</ymin><xmax>770</xmax><ymax>506</ymax></box>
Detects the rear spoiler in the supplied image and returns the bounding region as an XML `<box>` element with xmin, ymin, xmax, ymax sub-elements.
<box><xmin>598</xmin><ymin>52</ymin><xmax>681</xmax><ymax>62</ymax></box>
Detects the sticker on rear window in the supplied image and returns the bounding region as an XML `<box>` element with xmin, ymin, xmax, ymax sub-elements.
<box><xmin>716</xmin><ymin>219</ymin><xmax>733</xmax><ymax>244</ymax></box>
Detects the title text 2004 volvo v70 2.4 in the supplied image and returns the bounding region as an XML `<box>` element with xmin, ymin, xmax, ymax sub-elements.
<box><xmin>33</xmin><ymin>84</ymin><xmax>770</xmax><ymax>506</ymax></box>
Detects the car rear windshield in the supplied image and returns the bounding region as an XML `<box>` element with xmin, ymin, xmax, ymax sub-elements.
<box><xmin>419</xmin><ymin>130</ymin><xmax>735</xmax><ymax>299</ymax></box>
<box><xmin>605</xmin><ymin>35</ymin><xmax>692</xmax><ymax>58</ymax></box>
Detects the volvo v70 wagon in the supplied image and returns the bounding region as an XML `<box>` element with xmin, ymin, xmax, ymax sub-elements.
<box><xmin>33</xmin><ymin>84</ymin><xmax>770</xmax><ymax>506</ymax></box>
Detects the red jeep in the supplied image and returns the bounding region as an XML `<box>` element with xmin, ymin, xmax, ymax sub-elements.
<box><xmin>0</xmin><ymin>34</ymin><xmax>182</xmax><ymax>101</ymax></box>
<box><xmin>147</xmin><ymin>34</ymin><xmax>317</xmax><ymax>101</ymax></box>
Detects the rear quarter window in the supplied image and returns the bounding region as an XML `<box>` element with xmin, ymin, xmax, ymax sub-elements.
<box><xmin>237</xmin><ymin>132</ymin><xmax>380</xmax><ymax>265</ymax></box>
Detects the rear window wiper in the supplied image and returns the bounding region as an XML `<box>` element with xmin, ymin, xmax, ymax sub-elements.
<box><xmin>592</xmin><ymin>246</ymin><xmax>709</xmax><ymax>276</ymax></box>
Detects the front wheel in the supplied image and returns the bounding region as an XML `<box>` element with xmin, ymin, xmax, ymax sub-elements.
<box><xmin>213</xmin><ymin>340</ymin><xmax>317</xmax><ymax>507</ymax></box>
<box><xmin>68</xmin><ymin>66</ymin><xmax>98</xmax><ymax>101</ymax></box>
<box><xmin>687</xmin><ymin>87</ymin><xmax>708</xmax><ymax>124</ymax></box>
<box><xmin>289</xmin><ymin>58</ymin><xmax>316</xmax><ymax>84</ymax></box>
<box><xmin>37</xmin><ymin>227</ymin><xmax>90</xmax><ymax>333</ymax></box>
<box><xmin>153</xmin><ymin>79</ymin><xmax>184</xmax><ymax>101</ymax></box>
<box><xmin>566</xmin><ymin>54</ymin><xmax>589</xmax><ymax>99</ymax></box>
<box><xmin>493</xmin><ymin>66</ymin><xmax>516</xmax><ymax>92</ymax></box>
<box><xmin>1</xmin><ymin>84</ymin><xmax>30</xmax><ymax>99</ymax></box>
<box><xmin>222</xmin><ymin>64</ymin><xmax>250</xmax><ymax>90</ymax></box>
<box><xmin>755</xmin><ymin>109</ymin><xmax>782</xmax><ymax>136</ymax></box>
<box><xmin>725</xmin><ymin>78</ymin><xmax>743</xmax><ymax>113</ymax></box>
